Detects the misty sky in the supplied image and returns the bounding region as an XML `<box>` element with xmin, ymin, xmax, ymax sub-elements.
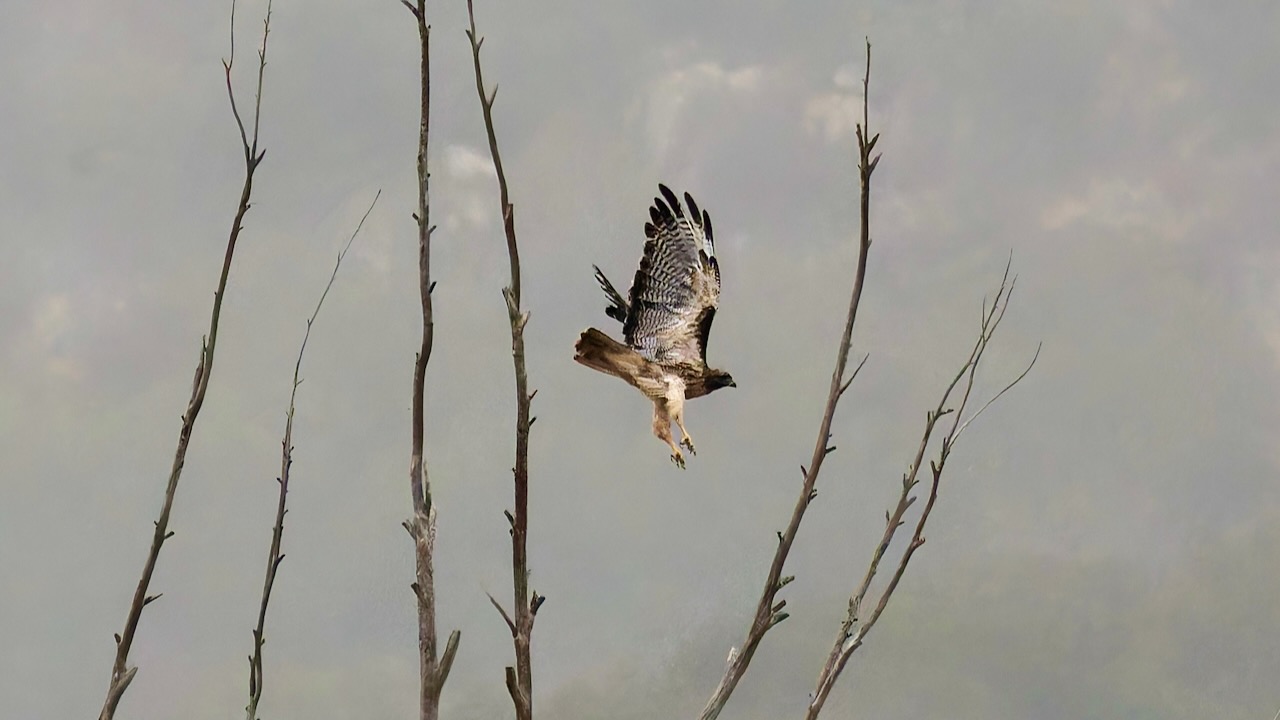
<box><xmin>2</xmin><ymin>1</ymin><xmax>1279</xmax><ymax>718</ymax></box>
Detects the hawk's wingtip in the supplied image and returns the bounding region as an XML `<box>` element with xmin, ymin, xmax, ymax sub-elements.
<box><xmin>684</xmin><ymin>192</ymin><xmax>700</xmax><ymax>223</ymax></box>
<box><xmin>658</xmin><ymin>184</ymin><xmax>683</xmax><ymax>218</ymax></box>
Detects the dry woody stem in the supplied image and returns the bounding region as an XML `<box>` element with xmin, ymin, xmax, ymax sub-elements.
<box><xmin>699</xmin><ymin>41</ymin><xmax>1037</xmax><ymax>720</ymax></box>
<box><xmin>465</xmin><ymin>3</ymin><xmax>542</xmax><ymax>718</ymax></box>
<box><xmin>398</xmin><ymin>2</ymin><xmax>461</xmax><ymax>719</ymax></box>
<box><xmin>97</xmin><ymin>3</ymin><xmax>271</xmax><ymax>717</ymax></box>
<box><xmin>804</xmin><ymin>262</ymin><xmax>1038</xmax><ymax>718</ymax></box>
<box><xmin>244</xmin><ymin>192</ymin><xmax>380</xmax><ymax>720</ymax></box>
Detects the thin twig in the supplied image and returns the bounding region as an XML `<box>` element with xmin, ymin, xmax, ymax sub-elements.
<box><xmin>399</xmin><ymin>1</ymin><xmax>460</xmax><ymax>718</ymax></box>
<box><xmin>952</xmin><ymin>341</ymin><xmax>1040</xmax><ymax>445</ymax></box>
<box><xmin>97</xmin><ymin>3</ymin><xmax>272</xmax><ymax>718</ymax></box>
<box><xmin>465</xmin><ymin>3</ymin><xmax>539</xmax><ymax>719</ymax></box>
<box><xmin>486</xmin><ymin>591</ymin><xmax>518</xmax><ymax>637</ymax></box>
<box><xmin>697</xmin><ymin>38</ymin><xmax>880</xmax><ymax>720</ymax></box>
<box><xmin>838</xmin><ymin>354</ymin><xmax>870</xmax><ymax>397</ymax></box>
<box><xmin>244</xmin><ymin>191</ymin><xmax>379</xmax><ymax>720</ymax></box>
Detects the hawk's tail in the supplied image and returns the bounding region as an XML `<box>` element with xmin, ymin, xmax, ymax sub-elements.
<box><xmin>592</xmin><ymin>265</ymin><xmax>629</xmax><ymax>324</ymax></box>
<box><xmin>574</xmin><ymin>327</ymin><xmax>634</xmax><ymax>379</ymax></box>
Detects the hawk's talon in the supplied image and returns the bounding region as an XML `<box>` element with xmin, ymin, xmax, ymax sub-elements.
<box><xmin>670</xmin><ymin>452</ymin><xmax>686</xmax><ymax>469</ymax></box>
<box><xmin>681</xmin><ymin>437</ymin><xmax>697</xmax><ymax>456</ymax></box>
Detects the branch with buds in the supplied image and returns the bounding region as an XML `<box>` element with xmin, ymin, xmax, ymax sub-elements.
<box><xmin>98</xmin><ymin>3</ymin><xmax>273</xmax><ymax>717</ymax></box>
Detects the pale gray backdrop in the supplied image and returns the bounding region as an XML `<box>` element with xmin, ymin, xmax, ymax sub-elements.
<box><xmin>2</xmin><ymin>1</ymin><xmax>1278</xmax><ymax>718</ymax></box>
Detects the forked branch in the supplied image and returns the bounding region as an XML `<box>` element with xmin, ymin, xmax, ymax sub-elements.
<box><xmin>466</xmin><ymin>3</ymin><xmax>541</xmax><ymax>719</ymax></box>
<box><xmin>244</xmin><ymin>192</ymin><xmax>379</xmax><ymax>720</ymax></box>
<box><xmin>399</xmin><ymin>1</ymin><xmax>461</xmax><ymax>717</ymax></box>
<box><xmin>97</xmin><ymin>3</ymin><xmax>272</xmax><ymax>718</ymax></box>
<box><xmin>698</xmin><ymin>39</ymin><xmax>881</xmax><ymax>720</ymax></box>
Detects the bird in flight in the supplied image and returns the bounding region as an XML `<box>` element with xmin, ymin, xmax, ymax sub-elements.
<box><xmin>574</xmin><ymin>184</ymin><xmax>736</xmax><ymax>468</ymax></box>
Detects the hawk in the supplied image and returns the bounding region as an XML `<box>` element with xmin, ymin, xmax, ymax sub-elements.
<box><xmin>574</xmin><ymin>184</ymin><xmax>736</xmax><ymax>468</ymax></box>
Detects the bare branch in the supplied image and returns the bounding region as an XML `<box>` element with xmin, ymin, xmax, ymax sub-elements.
<box><xmin>838</xmin><ymin>353</ymin><xmax>870</xmax><ymax>397</ymax></box>
<box><xmin>504</xmin><ymin>666</ymin><xmax>526</xmax><ymax>710</ymax></box>
<box><xmin>487</xmin><ymin>591</ymin><xmax>518</xmax><ymax>637</ymax></box>
<box><xmin>439</xmin><ymin>630</ymin><xmax>461</xmax><ymax>684</ymax></box>
<box><xmin>698</xmin><ymin>38</ymin><xmax>879</xmax><ymax>720</ymax></box>
<box><xmin>952</xmin><ymin>341</ymin><xmax>1040</xmax><ymax>445</ymax></box>
<box><xmin>806</xmin><ymin>258</ymin><xmax>1035</xmax><ymax>718</ymax></box>
<box><xmin>223</xmin><ymin>0</ymin><xmax>250</xmax><ymax>159</ymax></box>
<box><xmin>466</xmin><ymin>0</ymin><xmax>520</xmax><ymax>306</ymax></box>
<box><xmin>245</xmin><ymin>192</ymin><xmax>378</xmax><ymax>720</ymax></box>
<box><xmin>401</xmin><ymin>2</ymin><xmax>458</xmax><ymax>718</ymax></box>
<box><xmin>466</xmin><ymin>3</ymin><xmax>537</xmax><ymax>718</ymax></box>
<box><xmin>97</xmin><ymin>4</ymin><xmax>273</xmax><ymax>718</ymax></box>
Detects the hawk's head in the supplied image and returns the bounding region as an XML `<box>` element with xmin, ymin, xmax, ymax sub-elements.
<box><xmin>706</xmin><ymin>369</ymin><xmax>737</xmax><ymax>392</ymax></box>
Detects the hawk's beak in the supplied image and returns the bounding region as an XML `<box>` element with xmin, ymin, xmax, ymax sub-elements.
<box><xmin>729</xmin><ymin>380</ymin><xmax>738</xmax><ymax>388</ymax></box>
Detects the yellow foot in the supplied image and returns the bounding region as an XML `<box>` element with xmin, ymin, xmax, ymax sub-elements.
<box><xmin>681</xmin><ymin>436</ymin><xmax>697</xmax><ymax>456</ymax></box>
<box><xmin>670</xmin><ymin>451</ymin><xmax>686</xmax><ymax>469</ymax></box>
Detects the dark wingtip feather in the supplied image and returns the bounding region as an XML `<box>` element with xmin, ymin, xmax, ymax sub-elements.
<box><xmin>702</xmin><ymin>210</ymin><xmax>713</xmax><ymax>241</ymax></box>
<box><xmin>649</xmin><ymin>205</ymin><xmax>664</xmax><ymax>226</ymax></box>
<box><xmin>644</xmin><ymin>222</ymin><xmax>657</xmax><ymax>238</ymax></box>
<box><xmin>659</xmin><ymin>184</ymin><xmax>683</xmax><ymax>217</ymax></box>
<box><xmin>684</xmin><ymin>192</ymin><xmax>701</xmax><ymax>225</ymax></box>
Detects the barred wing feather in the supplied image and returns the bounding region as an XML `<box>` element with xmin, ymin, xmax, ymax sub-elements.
<box><xmin>622</xmin><ymin>184</ymin><xmax>720</xmax><ymax>365</ymax></box>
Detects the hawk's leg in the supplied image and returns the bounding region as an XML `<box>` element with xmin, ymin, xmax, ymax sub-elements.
<box><xmin>651</xmin><ymin>399</ymin><xmax>685</xmax><ymax>469</ymax></box>
<box><xmin>668</xmin><ymin>390</ymin><xmax>696</xmax><ymax>457</ymax></box>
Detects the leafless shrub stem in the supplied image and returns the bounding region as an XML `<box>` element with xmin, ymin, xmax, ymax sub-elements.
<box><xmin>244</xmin><ymin>192</ymin><xmax>380</xmax><ymax>720</ymax></box>
<box><xmin>804</xmin><ymin>263</ymin><xmax>1039</xmax><ymax>717</ymax></box>
<box><xmin>465</xmin><ymin>3</ymin><xmax>541</xmax><ymax>718</ymax></box>
<box><xmin>97</xmin><ymin>3</ymin><xmax>271</xmax><ymax>717</ymax></box>
<box><xmin>398</xmin><ymin>1</ymin><xmax>461</xmax><ymax>717</ymax></box>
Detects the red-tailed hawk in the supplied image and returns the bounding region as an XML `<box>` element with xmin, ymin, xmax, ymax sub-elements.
<box><xmin>575</xmin><ymin>184</ymin><xmax>736</xmax><ymax>468</ymax></box>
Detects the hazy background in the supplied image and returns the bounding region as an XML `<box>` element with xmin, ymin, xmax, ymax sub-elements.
<box><xmin>2</xmin><ymin>1</ymin><xmax>1278</xmax><ymax>718</ymax></box>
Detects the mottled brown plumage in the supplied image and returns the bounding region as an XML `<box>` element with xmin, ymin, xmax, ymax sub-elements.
<box><xmin>575</xmin><ymin>185</ymin><xmax>735</xmax><ymax>468</ymax></box>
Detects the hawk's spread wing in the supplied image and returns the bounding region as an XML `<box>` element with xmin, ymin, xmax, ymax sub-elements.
<box><xmin>622</xmin><ymin>185</ymin><xmax>719</xmax><ymax>366</ymax></box>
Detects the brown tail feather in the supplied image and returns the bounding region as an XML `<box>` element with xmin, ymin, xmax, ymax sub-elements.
<box><xmin>574</xmin><ymin>327</ymin><xmax>637</xmax><ymax>379</ymax></box>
